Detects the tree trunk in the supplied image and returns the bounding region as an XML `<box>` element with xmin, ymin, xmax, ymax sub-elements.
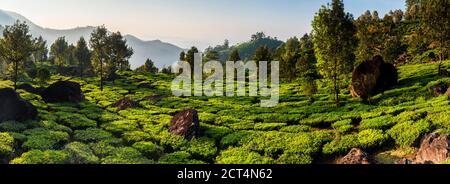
<box><xmin>333</xmin><ymin>58</ymin><xmax>340</xmax><ymax>106</ymax></box>
<box><xmin>100</xmin><ymin>59</ymin><xmax>103</xmax><ymax>91</ymax></box>
<box><xmin>14</xmin><ymin>61</ymin><xmax>18</xmax><ymax>90</ymax></box>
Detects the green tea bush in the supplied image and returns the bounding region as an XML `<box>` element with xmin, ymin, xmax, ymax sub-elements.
<box><xmin>64</xmin><ymin>142</ymin><xmax>100</xmax><ymax>164</ymax></box>
<box><xmin>182</xmin><ymin>137</ymin><xmax>217</xmax><ymax>161</ymax></box>
<box><xmin>332</xmin><ymin>119</ymin><xmax>354</xmax><ymax>134</ymax></box>
<box><xmin>323</xmin><ymin>134</ymin><xmax>359</xmax><ymax>155</ymax></box>
<box><xmin>0</xmin><ymin>132</ymin><xmax>14</xmax><ymax>155</ymax></box>
<box><xmin>31</xmin><ymin>120</ymin><xmax>72</xmax><ymax>133</ymax></box>
<box><xmin>74</xmin><ymin>128</ymin><xmax>114</xmax><ymax>143</ymax></box>
<box><xmin>359</xmin><ymin>115</ymin><xmax>395</xmax><ymax>130</ymax></box>
<box><xmin>220</xmin><ymin>131</ymin><xmax>252</xmax><ymax>148</ymax></box>
<box><xmin>22</xmin><ymin>128</ymin><xmax>69</xmax><ymax>150</ymax></box>
<box><xmin>427</xmin><ymin>112</ymin><xmax>450</xmax><ymax>128</ymax></box>
<box><xmin>254</xmin><ymin>123</ymin><xmax>287</xmax><ymax>131</ymax></box>
<box><xmin>158</xmin><ymin>131</ymin><xmax>188</xmax><ymax>151</ymax></box>
<box><xmin>102</xmin><ymin>120</ymin><xmax>139</xmax><ymax>134</ymax></box>
<box><xmin>158</xmin><ymin>151</ymin><xmax>206</xmax><ymax>164</ymax></box>
<box><xmin>55</xmin><ymin>112</ymin><xmax>97</xmax><ymax>129</ymax></box>
<box><xmin>101</xmin><ymin>147</ymin><xmax>153</xmax><ymax>164</ymax></box>
<box><xmin>10</xmin><ymin>150</ymin><xmax>70</xmax><ymax>164</ymax></box>
<box><xmin>0</xmin><ymin>121</ymin><xmax>27</xmax><ymax>132</ymax></box>
<box><xmin>387</xmin><ymin>120</ymin><xmax>430</xmax><ymax>147</ymax></box>
<box><xmin>357</xmin><ymin>129</ymin><xmax>389</xmax><ymax>149</ymax></box>
<box><xmin>132</xmin><ymin>141</ymin><xmax>164</xmax><ymax>159</ymax></box>
<box><xmin>277</xmin><ymin>151</ymin><xmax>314</xmax><ymax>164</ymax></box>
<box><xmin>279</xmin><ymin>125</ymin><xmax>311</xmax><ymax>133</ymax></box>
<box><xmin>122</xmin><ymin>131</ymin><xmax>156</xmax><ymax>143</ymax></box>
<box><xmin>89</xmin><ymin>141</ymin><xmax>117</xmax><ymax>158</ymax></box>
<box><xmin>216</xmin><ymin>147</ymin><xmax>275</xmax><ymax>164</ymax></box>
<box><xmin>202</xmin><ymin>125</ymin><xmax>233</xmax><ymax>141</ymax></box>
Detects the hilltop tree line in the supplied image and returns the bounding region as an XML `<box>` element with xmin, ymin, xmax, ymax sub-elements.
<box><xmin>0</xmin><ymin>22</ymin><xmax>166</xmax><ymax>91</ymax></box>
<box><xmin>178</xmin><ymin>0</ymin><xmax>448</xmax><ymax>105</ymax></box>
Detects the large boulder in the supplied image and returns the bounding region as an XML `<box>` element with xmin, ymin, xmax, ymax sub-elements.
<box><xmin>351</xmin><ymin>55</ymin><xmax>398</xmax><ymax>99</ymax></box>
<box><xmin>169</xmin><ymin>109</ymin><xmax>200</xmax><ymax>140</ymax></box>
<box><xmin>0</xmin><ymin>88</ymin><xmax>38</xmax><ymax>122</ymax></box>
<box><xmin>429</xmin><ymin>82</ymin><xmax>449</xmax><ymax>97</ymax></box>
<box><xmin>112</xmin><ymin>97</ymin><xmax>140</xmax><ymax>110</ymax></box>
<box><xmin>337</xmin><ymin>148</ymin><xmax>377</xmax><ymax>164</ymax></box>
<box><xmin>447</xmin><ymin>87</ymin><xmax>450</xmax><ymax>100</ymax></box>
<box><xmin>40</xmin><ymin>81</ymin><xmax>84</xmax><ymax>103</ymax></box>
<box><xmin>414</xmin><ymin>133</ymin><xmax>450</xmax><ymax>164</ymax></box>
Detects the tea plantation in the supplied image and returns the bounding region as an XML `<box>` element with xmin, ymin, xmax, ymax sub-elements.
<box><xmin>1</xmin><ymin>60</ymin><xmax>449</xmax><ymax>164</ymax></box>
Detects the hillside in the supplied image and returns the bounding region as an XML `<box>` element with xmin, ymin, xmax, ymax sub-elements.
<box><xmin>0</xmin><ymin>9</ymin><xmax>185</xmax><ymax>69</ymax></box>
<box><xmin>0</xmin><ymin>60</ymin><xmax>449</xmax><ymax>164</ymax></box>
<box><xmin>213</xmin><ymin>37</ymin><xmax>283</xmax><ymax>61</ymax></box>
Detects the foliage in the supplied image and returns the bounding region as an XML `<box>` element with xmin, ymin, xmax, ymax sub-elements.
<box><xmin>387</xmin><ymin>120</ymin><xmax>430</xmax><ymax>147</ymax></box>
<box><xmin>10</xmin><ymin>150</ymin><xmax>70</xmax><ymax>164</ymax></box>
<box><xmin>0</xmin><ymin>132</ymin><xmax>14</xmax><ymax>155</ymax></box>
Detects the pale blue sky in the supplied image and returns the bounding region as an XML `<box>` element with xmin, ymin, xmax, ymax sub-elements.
<box><xmin>0</xmin><ymin>0</ymin><xmax>405</xmax><ymax>49</ymax></box>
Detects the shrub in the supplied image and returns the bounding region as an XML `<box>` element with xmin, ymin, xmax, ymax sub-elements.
<box><xmin>332</xmin><ymin>119</ymin><xmax>354</xmax><ymax>134</ymax></box>
<box><xmin>102</xmin><ymin>120</ymin><xmax>139</xmax><ymax>134</ymax></box>
<box><xmin>158</xmin><ymin>131</ymin><xmax>188</xmax><ymax>151</ymax></box>
<box><xmin>158</xmin><ymin>151</ymin><xmax>206</xmax><ymax>164</ymax></box>
<box><xmin>357</xmin><ymin>129</ymin><xmax>389</xmax><ymax>149</ymax></box>
<box><xmin>359</xmin><ymin>115</ymin><xmax>395</xmax><ymax>130</ymax></box>
<box><xmin>0</xmin><ymin>121</ymin><xmax>27</xmax><ymax>132</ymax></box>
<box><xmin>101</xmin><ymin>147</ymin><xmax>154</xmax><ymax>164</ymax></box>
<box><xmin>122</xmin><ymin>131</ymin><xmax>156</xmax><ymax>143</ymax></box>
<box><xmin>216</xmin><ymin>147</ymin><xmax>275</xmax><ymax>164</ymax></box>
<box><xmin>387</xmin><ymin>120</ymin><xmax>430</xmax><ymax>147</ymax></box>
<box><xmin>10</xmin><ymin>150</ymin><xmax>70</xmax><ymax>164</ymax></box>
<box><xmin>56</xmin><ymin>112</ymin><xmax>97</xmax><ymax>129</ymax></box>
<box><xmin>277</xmin><ymin>151</ymin><xmax>314</xmax><ymax>164</ymax></box>
<box><xmin>132</xmin><ymin>141</ymin><xmax>164</xmax><ymax>159</ymax></box>
<box><xmin>89</xmin><ymin>141</ymin><xmax>117</xmax><ymax>158</ymax></box>
<box><xmin>74</xmin><ymin>128</ymin><xmax>114</xmax><ymax>143</ymax></box>
<box><xmin>182</xmin><ymin>137</ymin><xmax>217</xmax><ymax>161</ymax></box>
<box><xmin>322</xmin><ymin>134</ymin><xmax>359</xmax><ymax>155</ymax></box>
<box><xmin>279</xmin><ymin>125</ymin><xmax>311</xmax><ymax>133</ymax></box>
<box><xmin>220</xmin><ymin>131</ymin><xmax>252</xmax><ymax>148</ymax></box>
<box><xmin>254</xmin><ymin>123</ymin><xmax>287</xmax><ymax>131</ymax></box>
<box><xmin>64</xmin><ymin>142</ymin><xmax>100</xmax><ymax>164</ymax></box>
<box><xmin>427</xmin><ymin>112</ymin><xmax>450</xmax><ymax>128</ymax></box>
<box><xmin>0</xmin><ymin>132</ymin><xmax>14</xmax><ymax>155</ymax></box>
<box><xmin>203</xmin><ymin>125</ymin><xmax>232</xmax><ymax>141</ymax></box>
<box><xmin>22</xmin><ymin>128</ymin><xmax>69</xmax><ymax>150</ymax></box>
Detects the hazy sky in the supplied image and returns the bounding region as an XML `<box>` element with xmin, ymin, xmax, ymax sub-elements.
<box><xmin>0</xmin><ymin>0</ymin><xmax>405</xmax><ymax>49</ymax></box>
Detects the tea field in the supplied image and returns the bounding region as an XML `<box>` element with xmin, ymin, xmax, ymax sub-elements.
<box><xmin>1</xmin><ymin>60</ymin><xmax>450</xmax><ymax>164</ymax></box>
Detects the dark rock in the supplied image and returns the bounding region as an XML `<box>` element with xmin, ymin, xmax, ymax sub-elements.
<box><xmin>337</xmin><ymin>148</ymin><xmax>377</xmax><ymax>164</ymax></box>
<box><xmin>112</xmin><ymin>97</ymin><xmax>140</xmax><ymax>110</ymax></box>
<box><xmin>351</xmin><ymin>55</ymin><xmax>398</xmax><ymax>99</ymax></box>
<box><xmin>0</xmin><ymin>88</ymin><xmax>38</xmax><ymax>122</ymax></box>
<box><xmin>429</xmin><ymin>82</ymin><xmax>449</xmax><ymax>97</ymax></box>
<box><xmin>414</xmin><ymin>133</ymin><xmax>450</xmax><ymax>164</ymax></box>
<box><xmin>40</xmin><ymin>81</ymin><xmax>84</xmax><ymax>103</ymax></box>
<box><xmin>17</xmin><ymin>83</ymin><xmax>44</xmax><ymax>95</ymax></box>
<box><xmin>169</xmin><ymin>109</ymin><xmax>200</xmax><ymax>140</ymax></box>
<box><xmin>447</xmin><ymin>87</ymin><xmax>450</xmax><ymax>100</ymax></box>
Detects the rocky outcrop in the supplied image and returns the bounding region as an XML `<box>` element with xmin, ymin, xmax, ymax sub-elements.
<box><xmin>337</xmin><ymin>148</ymin><xmax>377</xmax><ymax>164</ymax></box>
<box><xmin>414</xmin><ymin>133</ymin><xmax>450</xmax><ymax>164</ymax></box>
<box><xmin>112</xmin><ymin>97</ymin><xmax>140</xmax><ymax>110</ymax></box>
<box><xmin>429</xmin><ymin>82</ymin><xmax>449</xmax><ymax>97</ymax></box>
<box><xmin>169</xmin><ymin>109</ymin><xmax>200</xmax><ymax>140</ymax></box>
<box><xmin>351</xmin><ymin>55</ymin><xmax>398</xmax><ymax>99</ymax></box>
<box><xmin>0</xmin><ymin>88</ymin><xmax>38</xmax><ymax>122</ymax></box>
<box><xmin>40</xmin><ymin>81</ymin><xmax>84</xmax><ymax>103</ymax></box>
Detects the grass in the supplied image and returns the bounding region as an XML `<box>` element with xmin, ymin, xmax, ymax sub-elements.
<box><xmin>0</xmin><ymin>60</ymin><xmax>449</xmax><ymax>164</ymax></box>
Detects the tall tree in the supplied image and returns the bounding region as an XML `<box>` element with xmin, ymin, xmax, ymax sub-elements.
<box><xmin>253</xmin><ymin>45</ymin><xmax>271</xmax><ymax>62</ymax></box>
<box><xmin>203</xmin><ymin>50</ymin><xmax>220</xmax><ymax>62</ymax></box>
<box><xmin>136</xmin><ymin>58</ymin><xmax>158</xmax><ymax>73</ymax></box>
<box><xmin>50</xmin><ymin>37</ymin><xmax>69</xmax><ymax>67</ymax></box>
<box><xmin>108</xmin><ymin>32</ymin><xmax>133</xmax><ymax>72</ymax></box>
<box><xmin>90</xmin><ymin>26</ymin><xmax>109</xmax><ymax>91</ymax></box>
<box><xmin>312</xmin><ymin>0</ymin><xmax>357</xmax><ymax>106</ymax></box>
<box><xmin>297</xmin><ymin>34</ymin><xmax>319</xmax><ymax>100</ymax></box>
<box><xmin>405</xmin><ymin>0</ymin><xmax>421</xmax><ymax>21</ymax></box>
<box><xmin>420</xmin><ymin>0</ymin><xmax>450</xmax><ymax>75</ymax></box>
<box><xmin>74</xmin><ymin>37</ymin><xmax>91</xmax><ymax>78</ymax></box>
<box><xmin>228</xmin><ymin>49</ymin><xmax>241</xmax><ymax>61</ymax></box>
<box><xmin>186</xmin><ymin>46</ymin><xmax>199</xmax><ymax>70</ymax></box>
<box><xmin>279</xmin><ymin>37</ymin><xmax>300</xmax><ymax>81</ymax></box>
<box><xmin>0</xmin><ymin>21</ymin><xmax>34</xmax><ymax>90</ymax></box>
<box><xmin>33</xmin><ymin>36</ymin><xmax>48</xmax><ymax>62</ymax></box>
<box><xmin>179</xmin><ymin>51</ymin><xmax>186</xmax><ymax>61</ymax></box>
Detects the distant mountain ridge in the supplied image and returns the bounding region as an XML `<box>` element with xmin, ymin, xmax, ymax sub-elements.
<box><xmin>0</xmin><ymin>9</ymin><xmax>185</xmax><ymax>69</ymax></box>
